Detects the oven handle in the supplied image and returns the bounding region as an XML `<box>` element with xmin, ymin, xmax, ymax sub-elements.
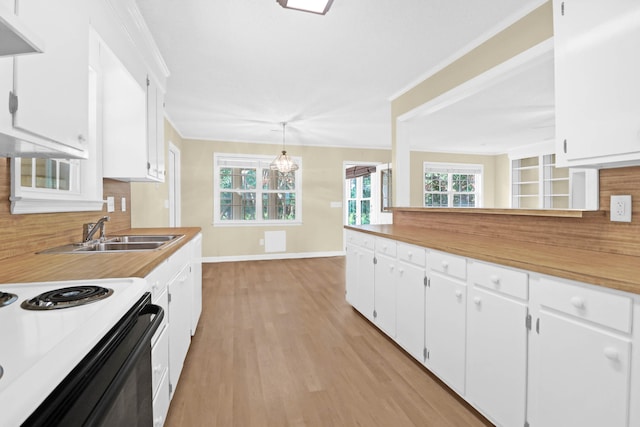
<box><xmin>84</xmin><ymin>302</ymin><xmax>164</xmax><ymax>425</ymax></box>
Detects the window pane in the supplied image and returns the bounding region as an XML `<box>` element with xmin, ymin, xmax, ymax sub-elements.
<box><xmin>425</xmin><ymin>173</ymin><xmax>448</xmax><ymax>192</ymax></box>
<box><xmin>35</xmin><ymin>159</ymin><xmax>57</xmax><ymax>189</ymax></box>
<box><xmin>362</xmin><ymin>175</ymin><xmax>371</xmax><ymax>198</ymax></box>
<box><xmin>220</xmin><ymin>167</ymin><xmax>256</xmax><ymax>190</ymax></box>
<box><xmin>452</xmin><ymin>174</ymin><xmax>475</xmax><ymax>192</ymax></box>
<box><xmin>219</xmin><ymin>191</ymin><xmax>256</xmax><ymax>220</ymax></box>
<box><xmin>349</xmin><ymin>178</ymin><xmax>357</xmax><ymax>198</ymax></box>
<box><xmin>262</xmin><ymin>193</ymin><xmax>296</xmax><ymax>220</ymax></box>
<box><xmin>20</xmin><ymin>158</ymin><xmax>32</xmax><ymax>187</ymax></box>
<box><xmin>262</xmin><ymin>169</ymin><xmax>295</xmax><ymax>190</ymax></box>
<box><xmin>59</xmin><ymin>162</ymin><xmax>71</xmax><ymax>191</ymax></box>
<box><xmin>425</xmin><ymin>193</ymin><xmax>448</xmax><ymax>207</ymax></box>
<box><xmin>348</xmin><ymin>200</ymin><xmax>357</xmax><ymax>225</ymax></box>
<box><xmin>360</xmin><ymin>200</ymin><xmax>370</xmax><ymax>224</ymax></box>
<box><xmin>453</xmin><ymin>194</ymin><xmax>476</xmax><ymax>207</ymax></box>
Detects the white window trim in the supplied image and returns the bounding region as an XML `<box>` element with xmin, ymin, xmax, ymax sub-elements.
<box><xmin>213</xmin><ymin>153</ymin><xmax>302</xmax><ymax>226</ymax></box>
<box><xmin>423</xmin><ymin>162</ymin><xmax>483</xmax><ymax>208</ymax></box>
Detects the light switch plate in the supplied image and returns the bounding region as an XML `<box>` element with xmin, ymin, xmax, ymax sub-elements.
<box><xmin>610</xmin><ymin>195</ymin><xmax>632</xmax><ymax>222</ymax></box>
<box><xmin>106</xmin><ymin>196</ymin><xmax>115</xmax><ymax>213</ymax></box>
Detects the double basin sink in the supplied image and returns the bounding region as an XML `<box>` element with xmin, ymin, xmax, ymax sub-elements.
<box><xmin>39</xmin><ymin>234</ymin><xmax>184</xmax><ymax>254</ymax></box>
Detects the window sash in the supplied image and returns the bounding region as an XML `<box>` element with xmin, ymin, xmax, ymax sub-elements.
<box><xmin>423</xmin><ymin>163</ymin><xmax>482</xmax><ymax>208</ymax></box>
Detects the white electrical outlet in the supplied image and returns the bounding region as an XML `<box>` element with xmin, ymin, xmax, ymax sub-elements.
<box><xmin>610</xmin><ymin>195</ymin><xmax>632</xmax><ymax>222</ymax></box>
<box><xmin>121</xmin><ymin>197</ymin><xmax>127</xmax><ymax>212</ymax></box>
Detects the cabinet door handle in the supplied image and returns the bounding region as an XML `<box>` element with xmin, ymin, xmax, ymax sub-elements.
<box><xmin>570</xmin><ymin>296</ymin><xmax>585</xmax><ymax>309</ymax></box>
<box><xmin>604</xmin><ymin>347</ymin><xmax>620</xmax><ymax>361</ymax></box>
<box><xmin>490</xmin><ymin>274</ymin><xmax>500</xmax><ymax>285</ymax></box>
<box><xmin>473</xmin><ymin>296</ymin><xmax>481</xmax><ymax>305</ymax></box>
<box><xmin>455</xmin><ymin>290</ymin><xmax>462</xmax><ymax>298</ymax></box>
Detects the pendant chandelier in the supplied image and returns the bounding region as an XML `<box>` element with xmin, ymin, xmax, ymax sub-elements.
<box><xmin>270</xmin><ymin>122</ymin><xmax>299</xmax><ymax>173</ymax></box>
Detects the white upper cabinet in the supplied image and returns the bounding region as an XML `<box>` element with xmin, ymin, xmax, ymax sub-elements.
<box><xmin>12</xmin><ymin>0</ymin><xmax>89</xmax><ymax>153</ymax></box>
<box><xmin>554</xmin><ymin>0</ymin><xmax>640</xmax><ymax>168</ymax></box>
<box><xmin>0</xmin><ymin>0</ymin><xmax>88</xmax><ymax>158</ymax></box>
<box><xmin>0</xmin><ymin>1</ymin><xmax>44</xmax><ymax>57</ymax></box>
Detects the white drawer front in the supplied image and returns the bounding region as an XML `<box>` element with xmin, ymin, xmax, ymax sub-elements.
<box><xmin>151</xmin><ymin>325</ymin><xmax>169</xmax><ymax>398</ymax></box>
<box><xmin>346</xmin><ymin>230</ymin><xmax>375</xmax><ymax>250</ymax></box>
<box><xmin>376</xmin><ymin>237</ymin><xmax>397</xmax><ymax>257</ymax></box>
<box><xmin>427</xmin><ymin>250</ymin><xmax>466</xmax><ymax>280</ymax></box>
<box><xmin>152</xmin><ymin>369</ymin><xmax>170</xmax><ymax>427</ymax></box>
<box><xmin>151</xmin><ymin>287</ymin><xmax>169</xmax><ymax>346</ymax></box>
<box><xmin>469</xmin><ymin>260</ymin><xmax>528</xmax><ymax>300</ymax></box>
<box><xmin>398</xmin><ymin>243</ymin><xmax>426</xmax><ymax>267</ymax></box>
<box><xmin>536</xmin><ymin>277</ymin><xmax>633</xmax><ymax>333</ymax></box>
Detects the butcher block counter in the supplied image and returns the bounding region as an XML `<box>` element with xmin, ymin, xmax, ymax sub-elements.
<box><xmin>0</xmin><ymin>227</ymin><xmax>201</xmax><ymax>284</ymax></box>
<box><xmin>346</xmin><ymin>207</ymin><xmax>640</xmax><ymax>295</ymax></box>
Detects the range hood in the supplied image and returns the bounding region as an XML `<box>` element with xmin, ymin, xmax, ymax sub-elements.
<box><xmin>0</xmin><ymin>3</ymin><xmax>43</xmax><ymax>57</ymax></box>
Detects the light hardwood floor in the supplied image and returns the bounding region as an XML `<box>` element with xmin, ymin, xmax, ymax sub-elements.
<box><xmin>165</xmin><ymin>257</ymin><xmax>492</xmax><ymax>427</ymax></box>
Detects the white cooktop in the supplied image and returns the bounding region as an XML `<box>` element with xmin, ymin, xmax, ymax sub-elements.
<box><xmin>0</xmin><ymin>278</ymin><xmax>149</xmax><ymax>426</ymax></box>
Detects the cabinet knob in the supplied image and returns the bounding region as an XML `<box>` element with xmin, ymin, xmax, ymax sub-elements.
<box><xmin>408</xmin><ymin>251</ymin><xmax>413</xmax><ymax>258</ymax></box>
<box><xmin>441</xmin><ymin>260</ymin><xmax>449</xmax><ymax>270</ymax></box>
<box><xmin>490</xmin><ymin>274</ymin><xmax>500</xmax><ymax>285</ymax></box>
<box><xmin>473</xmin><ymin>296</ymin><xmax>481</xmax><ymax>305</ymax></box>
<box><xmin>603</xmin><ymin>347</ymin><xmax>620</xmax><ymax>361</ymax></box>
<box><xmin>77</xmin><ymin>134</ymin><xmax>86</xmax><ymax>143</ymax></box>
<box><xmin>153</xmin><ymin>363</ymin><xmax>163</xmax><ymax>374</ymax></box>
<box><xmin>389</xmin><ymin>265</ymin><xmax>394</xmax><ymax>272</ymax></box>
<box><xmin>455</xmin><ymin>290</ymin><xmax>462</xmax><ymax>298</ymax></box>
<box><xmin>398</xmin><ymin>268</ymin><xmax>404</xmax><ymax>275</ymax></box>
<box><xmin>570</xmin><ymin>296</ymin><xmax>585</xmax><ymax>309</ymax></box>
<box><xmin>154</xmin><ymin>416</ymin><xmax>164</xmax><ymax>427</ymax></box>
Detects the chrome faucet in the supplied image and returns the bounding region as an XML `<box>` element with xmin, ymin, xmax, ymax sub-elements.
<box><xmin>83</xmin><ymin>216</ymin><xmax>110</xmax><ymax>242</ymax></box>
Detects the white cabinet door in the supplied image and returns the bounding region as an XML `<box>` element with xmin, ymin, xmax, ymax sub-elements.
<box><xmin>168</xmin><ymin>264</ymin><xmax>192</xmax><ymax>399</ymax></box>
<box><xmin>466</xmin><ymin>286</ymin><xmax>528</xmax><ymax>427</ymax></box>
<box><xmin>554</xmin><ymin>0</ymin><xmax>640</xmax><ymax>167</ymax></box>
<box><xmin>190</xmin><ymin>234</ymin><xmax>202</xmax><ymax>336</ymax></box>
<box><xmin>345</xmin><ymin>243</ymin><xmax>375</xmax><ymax>322</ymax></box>
<box><xmin>425</xmin><ymin>272</ymin><xmax>466</xmax><ymax>394</ymax></box>
<box><xmin>146</xmin><ymin>76</ymin><xmax>165</xmax><ymax>181</ymax></box>
<box><xmin>396</xmin><ymin>261</ymin><xmax>425</xmax><ymax>362</ymax></box>
<box><xmin>12</xmin><ymin>0</ymin><xmax>89</xmax><ymax>152</ymax></box>
<box><xmin>533</xmin><ymin>311</ymin><xmax>631</xmax><ymax>427</ymax></box>
<box><xmin>374</xmin><ymin>253</ymin><xmax>396</xmax><ymax>338</ymax></box>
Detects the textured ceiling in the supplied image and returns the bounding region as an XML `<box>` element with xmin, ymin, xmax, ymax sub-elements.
<box><xmin>136</xmin><ymin>0</ymin><xmax>549</xmax><ymax>151</ymax></box>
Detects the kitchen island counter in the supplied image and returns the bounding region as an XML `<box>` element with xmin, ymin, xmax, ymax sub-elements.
<box><xmin>346</xmin><ymin>223</ymin><xmax>640</xmax><ymax>295</ymax></box>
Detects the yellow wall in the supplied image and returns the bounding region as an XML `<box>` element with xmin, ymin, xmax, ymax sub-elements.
<box><xmin>131</xmin><ymin>120</ymin><xmax>184</xmax><ymax>227</ymax></box>
<box><xmin>181</xmin><ymin>139</ymin><xmax>390</xmax><ymax>258</ymax></box>
<box><xmin>392</xmin><ymin>2</ymin><xmax>553</xmax><ymax>206</ymax></box>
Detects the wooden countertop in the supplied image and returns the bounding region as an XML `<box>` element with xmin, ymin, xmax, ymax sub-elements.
<box><xmin>346</xmin><ymin>224</ymin><xmax>640</xmax><ymax>296</ymax></box>
<box><xmin>0</xmin><ymin>227</ymin><xmax>201</xmax><ymax>284</ymax></box>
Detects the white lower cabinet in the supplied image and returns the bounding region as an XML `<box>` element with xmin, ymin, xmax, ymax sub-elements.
<box><xmin>168</xmin><ymin>263</ymin><xmax>192</xmax><ymax>400</ymax></box>
<box><xmin>344</xmin><ymin>230</ymin><xmax>640</xmax><ymax>427</ymax></box>
<box><xmin>466</xmin><ymin>261</ymin><xmax>529</xmax><ymax>427</ymax></box>
<box><xmin>425</xmin><ymin>250</ymin><xmax>466</xmax><ymax>394</ymax></box>
<box><xmin>374</xmin><ymin>248</ymin><xmax>397</xmax><ymax>338</ymax></box>
<box><xmin>396</xmin><ymin>244</ymin><xmax>426</xmax><ymax>362</ymax></box>
<box><xmin>145</xmin><ymin>235</ymin><xmax>203</xmax><ymax>424</ymax></box>
<box><xmin>529</xmin><ymin>276</ymin><xmax>634</xmax><ymax>427</ymax></box>
<box><xmin>345</xmin><ymin>231</ymin><xmax>375</xmax><ymax>322</ymax></box>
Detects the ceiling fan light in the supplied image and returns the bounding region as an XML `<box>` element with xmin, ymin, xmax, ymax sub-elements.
<box><xmin>277</xmin><ymin>0</ymin><xmax>334</xmax><ymax>15</ymax></box>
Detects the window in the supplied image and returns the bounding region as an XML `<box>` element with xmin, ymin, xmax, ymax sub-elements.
<box><xmin>346</xmin><ymin>174</ymin><xmax>372</xmax><ymax>225</ymax></box>
<box><xmin>214</xmin><ymin>154</ymin><xmax>302</xmax><ymax>225</ymax></box>
<box><xmin>423</xmin><ymin>163</ymin><xmax>483</xmax><ymax>208</ymax></box>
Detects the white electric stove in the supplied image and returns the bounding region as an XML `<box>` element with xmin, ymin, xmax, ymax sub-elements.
<box><xmin>0</xmin><ymin>278</ymin><xmax>149</xmax><ymax>426</ymax></box>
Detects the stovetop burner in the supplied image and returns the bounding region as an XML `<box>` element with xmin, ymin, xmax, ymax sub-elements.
<box><xmin>0</xmin><ymin>291</ymin><xmax>17</xmax><ymax>308</ymax></box>
<box><xmin>21</xmin><ymin>286</ymin><xmax>114</xmax><ymax>310</ymax></box>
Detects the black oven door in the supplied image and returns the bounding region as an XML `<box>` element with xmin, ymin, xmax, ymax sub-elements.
<box><xmin>22</xmin><ymin>293</ymin><xmax>163</xmax><ymax>427</ymax></box>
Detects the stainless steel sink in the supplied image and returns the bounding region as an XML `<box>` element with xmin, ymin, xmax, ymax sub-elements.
<box><xmin>38</xmin><ymin>234</ymin><xmax>184</xmax><ymax>254</ymax></box>
<box><xmin>109</xmin><ymin>235</ymin><xmax>181</xmax><ymax>243</ymax></box>
<box><xmin>75</xmin><ymin>242</ymin><xmax>165</xmax><ymax>252</ymax></box>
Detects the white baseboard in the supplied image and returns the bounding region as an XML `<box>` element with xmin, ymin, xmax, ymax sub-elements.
<box><xmin>203</xmin><ymin>251</ymin><xmax>345</xmax><ymax>263</ymax></box>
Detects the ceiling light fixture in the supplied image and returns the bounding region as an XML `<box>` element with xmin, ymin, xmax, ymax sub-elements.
<box><xmin>276</xmin><ymin>0</ymin><xmax>334</xmax><ymax>15</ymax></box>
<box><xmin>270</xmin><ymin>122</ymin><xmax>299</xmax><ymax>174</ymax></box>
